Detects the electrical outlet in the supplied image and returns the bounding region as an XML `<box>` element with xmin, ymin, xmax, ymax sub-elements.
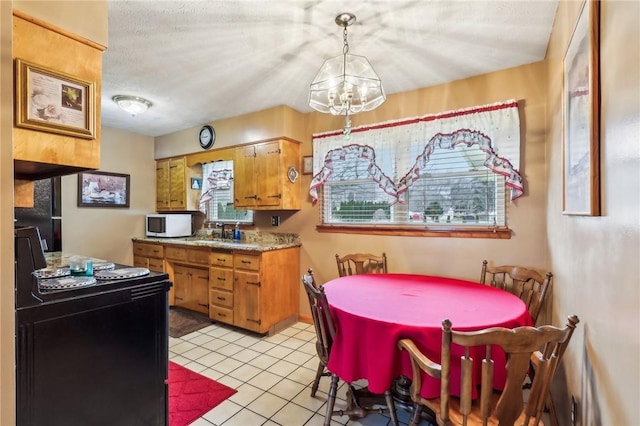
<box><xmin>271</xmin><ymin>216</ymin><xmax>280</xmax><ymax>226</ymax></box>
<box><xmin>571</xmin><ymin>395</ymin><xmax>578</xmax><ymax>426</ymax></box>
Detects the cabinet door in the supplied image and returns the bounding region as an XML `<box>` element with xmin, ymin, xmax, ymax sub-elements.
<box><xmin>234</xmin><ymin>145</ymin><xmax>257</xmax><ymax>208</ymax></box>
<box><xmin>234</xmin><ymin>270</ymin><xmax>261</xmax><ymax>331</ymax></box>
<box><xmin>173</xmin><ymin>265</ymin><xmax>189</xmax><ymax>308</ymax></box>
<box><xmin>190</xmin><ymin>267</ymin><xmax>210</xmax><ymax>314</ymax></box>
<box><xmin>169</xmin><ymin>157</ymin><xmax>186</xmax><ymax>210</ymax></box>
<box><xmin>255</xmin><ymin>141</ymin><xmax>281</xmax><ymax>207</ymax></box>
<box><xmin>156</xmin><ymin>160</ymin><xmax>170</xmax><ymax>210</ymax></box>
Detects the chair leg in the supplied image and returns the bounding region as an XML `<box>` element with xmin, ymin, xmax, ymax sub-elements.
<box><xmin>384</xmin><ymin>389</ymin><xmax>399</xmax><ymax>426</ymax></box>
<box><xmin>409</xmin><ymin>403</ymin><xmax>423</xmax><ymax>426</ymax></box>
<box><xmin>311</xmin><ymin>361</ymin><xmax>324</xmax><ymax>397</ymax></box>
<box><xmin>324</xmin><ymin>374</ymin><xmax>340</xmax><ymax>426</ymax></box>
<box><xmin>547</xmin><ymin>392</ymin><xmax>559</xmax><ymax>426</ymax></box>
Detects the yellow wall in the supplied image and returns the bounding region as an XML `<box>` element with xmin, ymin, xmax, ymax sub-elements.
<box><xmin>61</xmin><ymin>127</ymin><xmax>156</xmax><ymax>264</ymax></box>
<box><xmin>545</xmin><ymin>1</ymin><xmax>640</xmax><ymax>425</ymax></box>
<box><xmin>156</xmin><ymin>61</ymin><xmax>551</xmax><ymax>327</ymax></box>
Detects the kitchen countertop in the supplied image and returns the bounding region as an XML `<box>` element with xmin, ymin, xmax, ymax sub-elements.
<box><xmin>44</xmin><ymin>252</ymin><xmax>109</xmax><ymax>268</ymax></box>
<box><xmin>132</xmin><ymin>230</ymin><xmax>301</xmax><ymax>252</ymax></box>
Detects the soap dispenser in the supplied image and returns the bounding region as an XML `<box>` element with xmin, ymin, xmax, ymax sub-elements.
<box><xmin>233</xmin><ymin>222</ymin><xmax>241</xmax><ymax>241</ymax></box>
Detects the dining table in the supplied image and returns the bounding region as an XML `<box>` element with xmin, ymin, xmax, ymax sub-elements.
<box><xmin>322</xmin><ymin>273</ymin><xmax>533</xmax><ymax>400</ymax></box>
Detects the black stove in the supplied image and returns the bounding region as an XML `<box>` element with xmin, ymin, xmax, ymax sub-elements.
<box><xmin>15</xmin><ymin>226</ymin><xmax>172</xmax><ymax>426</ymax></box>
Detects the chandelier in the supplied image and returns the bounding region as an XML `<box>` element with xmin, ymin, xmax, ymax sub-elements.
<box><xmin>308</xmin><ymin>13</ymin><xmax>385</xmax><ymax>137</ymax></box>
<box><xmin>112</xmin><ymin>95</ymin><xmax>152</xmax><ymax>116</ymax></box>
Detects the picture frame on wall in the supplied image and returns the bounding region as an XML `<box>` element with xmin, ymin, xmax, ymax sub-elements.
<box><xmin>562</xmin><ymin>0</ymin><xmax>600</xmax><ymax>216</ymax></box>
<box><xmin>14</xmin><ymin>58</ymin><xmax>96</xmax><ymax>140</ymax></box>
<box><xmin>77</xmin><ymin>171</ymin><xmax>130</xmax><ymax>208</ymax></box>
<box><xmin>303</xmin><ymin>156</ymin><xmax>313</xmax><ymax>175</ymax></box>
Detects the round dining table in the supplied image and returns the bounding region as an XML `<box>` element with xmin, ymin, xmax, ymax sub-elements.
<box><xmin>323</xmin><ymin>273</ymin><xmax>533</xmax><ymax>399</ymax></box>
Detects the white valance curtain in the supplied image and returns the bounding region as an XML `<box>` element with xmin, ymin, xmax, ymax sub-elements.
<box><xmin>309</xmin><ymin>99</ymin><xmax>524</xmax><ymax>204</ymax></box>
<box><xmin>199</xmin><ymin>160</ymin><xmax>233</xmax><ymax>213</ymax></box>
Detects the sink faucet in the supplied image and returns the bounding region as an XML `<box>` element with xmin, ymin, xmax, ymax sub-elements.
<box><xmin>215</xmin><ymin>222</ymin><xmax>227</xmax><ymax>239</ymax></box>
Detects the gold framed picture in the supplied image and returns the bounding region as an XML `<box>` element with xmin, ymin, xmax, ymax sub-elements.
<box><xmin>303</xmin><ymin>156</ymin><xmax>313</xmax><ymax>175</ymax></box>
<box><xmin>15</xmin><ymin>59</ymin><xmax>96</xmax><ymax>140</ymax></box>
<box><xmin>562</xmin><ymin>0</ymin><xmax>600</xmax><ymax>216</ymax></box>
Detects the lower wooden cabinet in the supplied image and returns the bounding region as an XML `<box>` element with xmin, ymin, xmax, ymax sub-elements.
<box><xmin>132</xmin><ymin>242</ymin><xmax>165</xmax><ymax>272</ymax></box>
<box><xmin>133</xmin><ymin>240</ymin><xmax>300</xmax><ymax>334</ymax></box>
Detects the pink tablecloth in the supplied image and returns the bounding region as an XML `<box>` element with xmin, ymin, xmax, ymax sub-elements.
<box><xmin>323</xmin><ymin>273</ymin><xmax>533</xmax><ymax>398</ymax></box>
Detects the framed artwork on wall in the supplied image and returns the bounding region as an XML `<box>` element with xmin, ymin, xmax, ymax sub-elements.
<box><xmin>303</xmin><ymin>156</ymin><xmax>313</xmax><ymax>175</ymax></box>
<box><xmin>562</xmin><ymin>0</ymin><xmax>600</xmax><ymax>216</ymax></box>
<box><xmin>14</xmin><ymin>59</ymin><xmax>96</xmax><ymax>140</ymax></box>
<box><xmin>77</xmin><ymin>171</ymin><xmax>130</xmax><ymax>208</ymax></box>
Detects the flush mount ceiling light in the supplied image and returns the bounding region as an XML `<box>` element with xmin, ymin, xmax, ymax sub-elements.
<box><xmin>112</xmin><ymin>95</ymin><xmax>152</xmax><ymax>116</ymax></box>
<box><xmin>308</xmin><ymin>12</ymin><xmax>385</xmax><ymax>137</ymax></box>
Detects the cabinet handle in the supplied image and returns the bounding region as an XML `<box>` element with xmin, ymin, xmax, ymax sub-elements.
<box><xmin>244</xmin><ymin>195</ymin><xmax>257</xmax><ymax>200</ymax></box>
<box><xmin>247</xmin><ymin>318</ymin><xmax>261</xmax><ymax>324</ymax></box>
<box><xmin>267</xmin><ymin>194</ymin><xmax>282</xmax><ymax>199</ymax></box>
<box><xmin>175</xmin><ymin>296</ymin><xmax>183</xmax><ymax>301</ymax></box>
<box><xmin>198</xmin><ymin>303</ymin><xmax>208</xmax><ymax>307</ymax></box>
<box><xmin>241</xmin><ymin>260</ymin><xmax>252</xmax><ymax>264</ymax></box>
<box><xmin>216</xmin><ymin>258</ymin><xmax>226</xmax><ymax>262</ymax></box>
<box><xmin>170</xmin><ymin>165</ymin><xmax>178</xmax><ymax>169</ymax></box>
<box><xmin>216</xmin><ymin>296</ymin><xmax>226</xmax><ymax>301</ymax></box>
<box><xmin>198</xmin><ymin>275</ymin><xmax>208</xmax><ymax>280</ymax></box>
<box><xmin>245</xmin><ymin>152</ymin><xmax>256</xmax><ymax>158</ymax></box>
<box><xmin>217</xmin><ymin>313</ymin><xmax>227</xmax><ymax>318</ymax></box>
<box><xmin>216</xmin><ymin>277</ymin><xmax>227</xmax><ymax>281</ymax></box>
<box><xmin>267</xmin><ymin>149</ymin><xmax>281</xmax><ymax>154</ymax></box>
<box><xmin>246</xmin><ymin>281</ymin><xmax>261</xmax><ymax>287</ymax></box>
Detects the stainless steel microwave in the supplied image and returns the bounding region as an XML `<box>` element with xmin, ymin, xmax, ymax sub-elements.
<box><xmin>145</xmin><ymin>213</ymin><xmax>192</xmax><ymax>237</ymax></box>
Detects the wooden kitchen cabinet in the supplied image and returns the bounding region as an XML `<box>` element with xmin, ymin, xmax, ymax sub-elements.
<box><xmin>165</xmin><ymin>246</ymin><xmax>210</xmax><ymax>313</ymax></box>
<box><xmin>234</xmin><ymin>138</ymin><xmax>301</xmax><ymax>210</ymax></box>
<box><xmin>233</xmin><ymin>247</ymin><xmax>300</xmax><ymax>334</ymax></box>
<box><xmin>209</xmin><ymin>250</ymin><xmax>234</xmax><ymax>324</ymax></box>
<box><xmin>156</xmin><ymin>157</ymin><xmax>187</xmax><ymax>211</ymax></box>
<box><xmin>132</xmin><ymin>242</ymin><xmax>165</xmax><ymax>272</ymax></box>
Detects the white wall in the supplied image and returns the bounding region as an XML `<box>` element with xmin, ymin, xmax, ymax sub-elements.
<box><xmin>61</xmin><ymin>127</ymin><xmax>156</xmax><ymax>265</ymax></box>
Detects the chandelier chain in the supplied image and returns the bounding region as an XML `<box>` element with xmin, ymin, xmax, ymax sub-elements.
<box><xmin>343</xmin><ymin>26</ymin><xmax>350</xmax><ymax>55</ymax></box>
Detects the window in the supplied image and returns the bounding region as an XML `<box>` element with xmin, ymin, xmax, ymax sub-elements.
<box><xmin>321</xmin><ymin>143</ymin><xmax>505</xmax><ymax>227</ymax></box>
<box><xmin>200</xmin><ymin>161</ymin><xmax>253</xmax><ymax>224</ymax></box>
<box><xmin>309</xmin><ymin>100</ymin><xmax>523</xmax><ymax>236</ymax></box>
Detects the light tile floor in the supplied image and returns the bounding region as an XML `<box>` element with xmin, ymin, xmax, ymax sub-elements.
<box><xmin>169</xmin><ymin>321</ymin><xmax>418</xmax><ymax>426</ymax></box>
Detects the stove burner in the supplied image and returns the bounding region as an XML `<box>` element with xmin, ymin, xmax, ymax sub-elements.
<box><xmin>33</xmin><ymin>267</ymin><xmax>70</xmax><ymax>280</ymax></box>
<box><xmin>39</xmin><ymin>276</ymin><xmax>97</xmax><ymax>290</ymax></box>
<box><xmin>93</xmin><ymin>262</ymin><xmax>116</xmax><ymax>271</ymax></box>
<box><xmin>94</xmin><ymin>267</ymin><xmax>150</xmax><ymax>281</ymax></box>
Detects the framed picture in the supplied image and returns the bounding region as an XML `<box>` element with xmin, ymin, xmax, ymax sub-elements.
<box><xmin>562</xmin><ymin>0</ymin><xmax>600</xmax><ymax>216</ymax></box>
<box><xmin>303</xmin><ymin>156</ymin><xmax>313</xmax><ymax>175</ymax></box>
<box><xmin>77</xmin><ymin>171</ymin><xmax>130</xmax><ymax>208</ymax></box>
<box><xmin>15</xmin><ymin>59</ymin><xmax>96</xmax><ymax>140</ymax></box>
<box><xmin>191</xmin><ymin>177</ymin><xmax>203</xmax><ymax>190</ymax></box>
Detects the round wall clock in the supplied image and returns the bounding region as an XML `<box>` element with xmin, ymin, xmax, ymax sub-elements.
<box><xmin>199</xmin><ymin>125</ymin><xmax>215</xmax><ymax>149</ymax></box>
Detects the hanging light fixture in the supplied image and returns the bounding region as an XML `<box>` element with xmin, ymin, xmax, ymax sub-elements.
<box><xmin>112</xmin><ymin>95</ymin><xmax>152</xmax><ymax>116</ymax></box>
<box><xmin>308</xmin><ymin>13</ymin><xmax>385</xmax><ymax>137</ymax></box>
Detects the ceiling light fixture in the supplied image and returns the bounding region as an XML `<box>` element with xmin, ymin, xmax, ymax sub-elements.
<box><xmin>112</xmin><ymin>95</ymin><xmax>152</xmax><ymax>116</ymax></box>
<box><xmin>308</xmin><ymin>12</ymin><xmax>385</xmax><ymax>138</ymax></box>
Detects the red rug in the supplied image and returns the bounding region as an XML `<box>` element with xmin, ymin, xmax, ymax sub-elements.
<box><xmin>168</xmin><ymin>361</ymin><xmax>237</xmax><ymax>426</ymax></box>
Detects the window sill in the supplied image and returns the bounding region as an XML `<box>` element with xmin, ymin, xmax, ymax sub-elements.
<box><xmin>315</xmin><ymin>225</ymin><xmax>511</xmax><ymax>239</ymax></box>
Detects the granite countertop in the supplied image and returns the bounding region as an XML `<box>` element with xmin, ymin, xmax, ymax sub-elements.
<box><xmin>132</xmin><ymin>230</ymin><xmax>301</xmax><ymax>252</ymax></box>
<box><xmin>44</xmin><ymin>252</ymin><xmax>109</xmax><ymax>269</ymax></box>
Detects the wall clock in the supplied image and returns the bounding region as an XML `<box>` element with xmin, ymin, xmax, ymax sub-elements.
<box><xmin>198</xmin><ymin>125</ymin><xmax>215</xmax><ymax>149</ymax></box>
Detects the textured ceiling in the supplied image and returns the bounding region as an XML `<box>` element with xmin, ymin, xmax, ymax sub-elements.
<box><xmin>101</xmin><ymin>0</ymin><xmax>559</xmax><ymax>137</ymax></box>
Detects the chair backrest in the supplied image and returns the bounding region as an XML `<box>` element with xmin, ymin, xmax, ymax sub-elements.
<box><xmin>302</xmin><ymin>268</ymin><xmax>336</xmax><ymax>365</ymax></box>
<box><xmin>335</xmin><ymin>252</ymin><xmax>388</xmax><ymax>277</ymax></box>
<box><xmin>439</xmin><ymin>315</ymin><xmax>580</xmax><ymax>426</ymax></box>
<box><xmin>480</xmin><ymin>260</ymin><xmax>552</xmax><ymax>324</ymax></box>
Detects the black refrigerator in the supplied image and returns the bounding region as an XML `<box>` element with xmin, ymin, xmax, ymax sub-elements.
<box><xmin>14</xmin><ymin>177</ymin><xmax>62</xmax><ymax>252</ymax></box>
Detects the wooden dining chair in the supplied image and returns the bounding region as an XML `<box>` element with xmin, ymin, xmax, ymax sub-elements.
<box><xmin>335</xmin><ymin>252</ymin><xmax>388</xmax><ymax>277</ymax></box>
<box><xmin>397</xmin><ymin>314</ymin><xmax>579</xmax><ymax>426</ymax></box>
<box><xmin>480</xmin><ymin>260</ymin><xmax>552</xmax><ymax>325</ymax></box>
<box><xmin>302</xmin><ymin>268</ymin><xmax>398</xmax><ymax>426</ymax></box>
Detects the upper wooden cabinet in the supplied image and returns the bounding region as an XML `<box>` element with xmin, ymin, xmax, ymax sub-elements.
<box><xmin>234</xmin><ymin>138</ymin><xmax>301</xmax><ymax>210</ymax></box>
<box><xmin>156</xmin><ymin>157</ymin><xmax>185</xmax><ymax>211</ymax></box>
<box><xmin>12</xmin><ymin>11</ymin><xmax>105</xmax><ymax>180</ymax></box>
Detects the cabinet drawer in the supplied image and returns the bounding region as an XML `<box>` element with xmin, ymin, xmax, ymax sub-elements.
<box><xmin>134</xmin><ymin>243</ymin><xmax>164</xmax><ymax>258</ymax></box>
<box><xmin>210</xmin><ymin>290</ymin><xmax>233</xmax><ymax>308</ymax></box>
<box><xmin>234</xmin><ymin>253</ymin><xmax>260</xmax><ymax>271</ymax></box>
<box><xmin>210</xmin><ymin>267</ymin><xmax>234</xmax><ymax>291</ymax></box>
<box><xmin>165</xmin><ymin>246</ymin><xmax>187</xmax><ymax>261</ymax></box>
<box><xmin>147</xmin><ymin>257</ymin><xmax>165</xmax><ymax>272</ymax></box>
<box><xmin>133</xmin><ymin>256</ymin><xmax>148</xmax><ymax>268</ymax></box>
<box><xmin>210</xmin><ymin>251</ymin><xmax>233</xmax><ymax>268</ymax></box>
<box><xmin>187</xmin><ymin>249</ymin><xmax>210</xmax><ymax>265</ymax></box>
<box><xmin>209</xmin><ymin>305</ymin><xmax>234</xmax><ymax>324</ymax></box>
